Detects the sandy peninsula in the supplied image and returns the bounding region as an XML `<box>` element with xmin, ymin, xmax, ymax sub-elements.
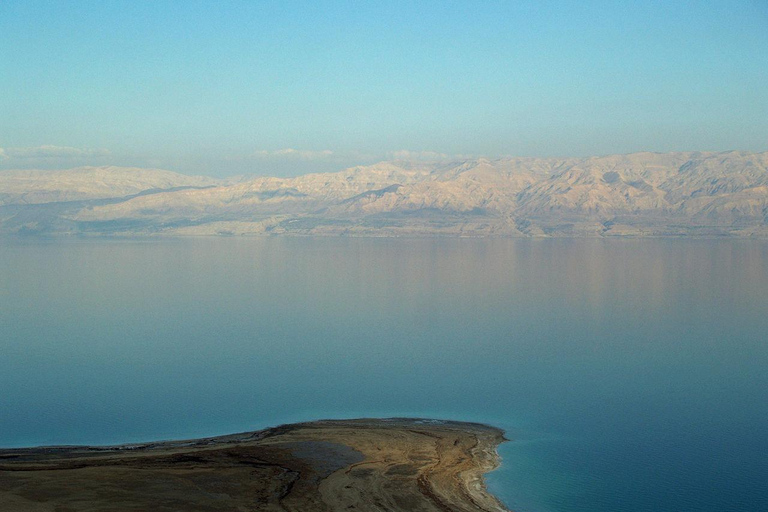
<box><xmin>0</xmin><ymin>418</ymin><xmax>509</xmax><ymax>511</ymax></box>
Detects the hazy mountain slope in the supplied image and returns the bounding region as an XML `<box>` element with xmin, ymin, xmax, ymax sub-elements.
<box><xmin>2</xmin><ymin>152</ymin><xmax>767</xmax><ymax>237</ymax></box>
<box><xmin>332</xmin><ymin>158</ymin><xmax>570</xmax><ymax>216</ymax></box>
<box><xmin>510</xmin><ymin>152</ymin><xmax>768</xmax><ymax>235</ymax></box>
<box><xmin>514</xmin><ymin>152</ymin><xmax>691</xmax><ymax>216</ymax></box>
<box><xmin>70</xmin><ymin>161</ymin><xmax>434</xmax><ymax>224</ymax></box>
<box><xmin>0</xmin><ymin>166</ymin><xmax>219</xmax><ymax>206</ymax></box>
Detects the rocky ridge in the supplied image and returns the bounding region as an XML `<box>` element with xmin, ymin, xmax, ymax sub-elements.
<box><xmin>1</xmin><ymin>151</ymin><xmax>766</xmax><ymax>237</ymax></box>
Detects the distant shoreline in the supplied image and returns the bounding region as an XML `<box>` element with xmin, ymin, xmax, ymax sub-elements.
<box><xmin>0</xmin><ymin>418</ymin><xmax>510</xmax><ymax>512</ymax></box>
<box><xmin>4</xmin><ymin>230</ymin><xmax>768</xmax><ymax>240</ymax></box>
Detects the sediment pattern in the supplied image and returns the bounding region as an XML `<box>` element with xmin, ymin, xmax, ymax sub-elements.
<box><xmin>0</xmin><ymin>418</ymin><xmax>509</xmax><ymax>511</ymax></box>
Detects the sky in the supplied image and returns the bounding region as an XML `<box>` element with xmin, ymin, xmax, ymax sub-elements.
<box><xmin>1</xmin><ymin>0</ymin><xmax>767</xmax><ymax>177</ymax></box>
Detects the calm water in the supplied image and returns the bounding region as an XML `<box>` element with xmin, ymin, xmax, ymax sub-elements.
<box><xmin>1</xmin><ymin>237</ymin><xmax>766</xmax><ymax>511</ymax></box>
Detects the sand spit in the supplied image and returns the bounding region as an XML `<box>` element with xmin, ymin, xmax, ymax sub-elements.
<box><xmin>0</xmin><ymin>418</ymin><xmax>509</xmax><ymax>511</ymax></box>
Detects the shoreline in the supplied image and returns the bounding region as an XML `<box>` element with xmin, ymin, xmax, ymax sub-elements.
<box><xmin>0</xmin><ymin>418</ymin><xmax>510</xmax><ymax>511</ymax></box>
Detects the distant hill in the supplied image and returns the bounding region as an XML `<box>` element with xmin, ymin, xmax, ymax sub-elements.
<box><xmin>2</xmin><ymin>152</ymin><xmax>767</xmax><ymax>237</ymax></box>
<box><xmin>0</xmin><ymin>166</ymin><xmax>218</xmax><ymax>206</ymax></box>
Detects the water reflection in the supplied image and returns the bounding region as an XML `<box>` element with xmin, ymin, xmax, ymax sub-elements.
<box><xmin>1</xmin><ymin>237</ymin><xmax>767</xmax><ymax>511</ymax></box>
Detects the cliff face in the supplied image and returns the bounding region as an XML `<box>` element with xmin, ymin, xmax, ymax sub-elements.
<box><xmin>2</xmin><ymin>151</ymin><xmax>767</xmax><ymax>237</ymax></box>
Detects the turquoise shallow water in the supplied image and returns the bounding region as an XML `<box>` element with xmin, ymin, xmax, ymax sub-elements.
<box><xmin>1</xmin><ymin>237</ymin><xmax>766</xmax><ymax>511</ymax></box>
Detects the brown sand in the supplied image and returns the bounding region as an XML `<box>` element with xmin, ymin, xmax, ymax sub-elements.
<box><xmin>0</xmin><ymin>418</ymin><xmax>509</xmax><ymax>511</ymax></box>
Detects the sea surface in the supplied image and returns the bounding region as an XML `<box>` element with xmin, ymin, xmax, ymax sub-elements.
<box><xmin>1</xmin><ymin>237</ymin><xmax>766</xmax><ymax>511</ymax></box>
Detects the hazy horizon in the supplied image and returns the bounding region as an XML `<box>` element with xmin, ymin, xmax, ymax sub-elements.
<box><xmin>2</xmin><ymin>1</ymin><xmax>767</xmax><ymax>177</ymax></box>
<box><xmin>1</xmin><ymin>148</ymin><xmax>766</xmax><ymax>180</ymax></box>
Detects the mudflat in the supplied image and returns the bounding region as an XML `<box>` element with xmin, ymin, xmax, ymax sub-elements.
<box><xmin>0</xmin><ymin>418</ymin><xmax>509</xmax><ymax>511</ymax></box>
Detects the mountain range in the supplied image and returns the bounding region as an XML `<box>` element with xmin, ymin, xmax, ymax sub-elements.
<box><xmin>2</xmin><ymin>151</ymin><xmax>767</xmax><ymax>237</ymax></box>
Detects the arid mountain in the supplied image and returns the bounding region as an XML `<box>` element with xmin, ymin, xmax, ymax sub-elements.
<box><xmin>0</xmin><ymin>166</ymin><xmax>217</xmax><ymax>206</ymax></box>
<box><xmin>2</xmin><ymin>152</ymin><xmax>767</xmax><ymax>237</ymax></box>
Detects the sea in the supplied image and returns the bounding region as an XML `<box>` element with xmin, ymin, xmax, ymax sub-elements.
<box><xmin>1</xmin><ymin>237</ymin><xmax>766</xmax><ymax>512</ymax></box>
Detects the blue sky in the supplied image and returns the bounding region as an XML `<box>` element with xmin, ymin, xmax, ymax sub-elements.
<box><xmin>1</xmin><ymin>0</ymin><xmax>767</xmax><ymax>176</ymax></box>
